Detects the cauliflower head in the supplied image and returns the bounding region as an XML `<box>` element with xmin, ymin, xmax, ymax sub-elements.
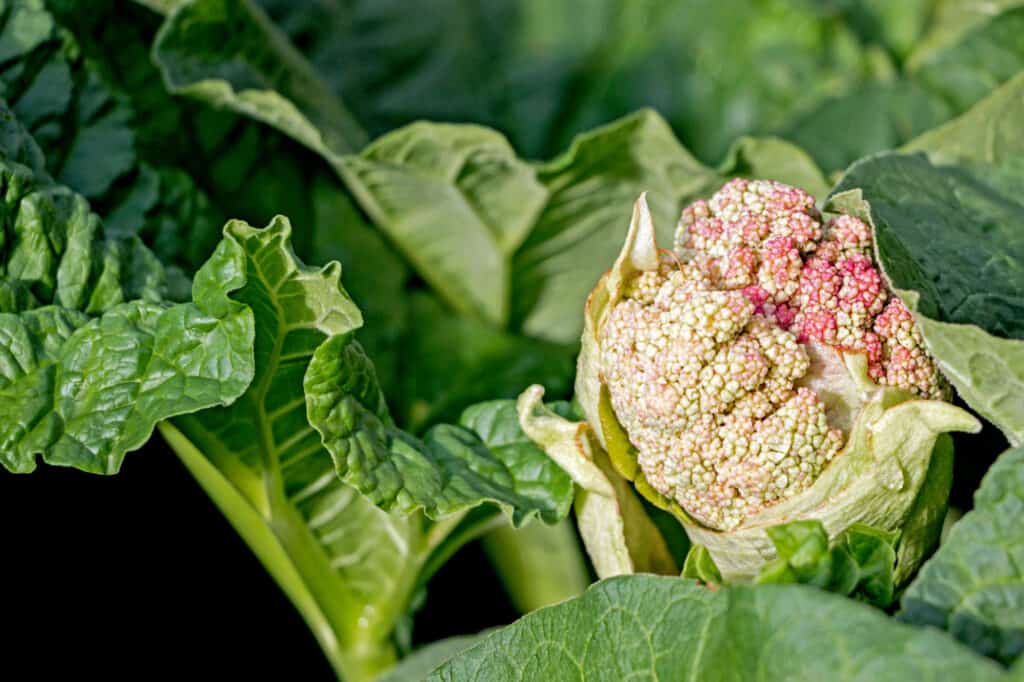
<box><xmin>565</xmin><ymin>181</ymin><xmax>979</xmax><ymax>582</ymax></box>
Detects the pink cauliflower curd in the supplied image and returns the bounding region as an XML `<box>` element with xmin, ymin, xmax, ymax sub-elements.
<box><xmin>600</xmin><ymin>179</ymin><xmax>947</xmax><ymax>530</ymax></box>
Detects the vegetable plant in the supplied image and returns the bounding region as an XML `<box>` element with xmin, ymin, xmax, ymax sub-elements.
<box><xmin>3</xmin><ymin>0</ymin><xmax>1024</xmax><ymax>680</ymax></box>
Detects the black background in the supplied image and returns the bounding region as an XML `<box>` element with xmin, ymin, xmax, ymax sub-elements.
<box><xmin>1</xmin><ymin>407</ymin><xmax>1007</xmax><ymax>678</ymax></box>
<box><xmin>0</xmin><ymin>439</ymin><xmax>518</xmax><ymax>679</ymax></box>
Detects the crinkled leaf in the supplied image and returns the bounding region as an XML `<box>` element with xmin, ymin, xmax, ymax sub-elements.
<box><xmin>49</xmin><ymin>1</ymin><xmax>412</xmax><ymax>382</ymax></box>
<box><xmin>900</xmin><ymin>445</ymin><xmax>1024</xmax><ymax>665</ymax></box>
<box><xmin>0</xmin><ymin>137</ymin><xmax>252</xmax><ymax>474</ymax></box>
<box><xmin>430</xmin><ymin>575</ymin><xmax>1009</xmax><ymax>681</ymax></box>
<box><xmin>166</xmin><ymin>216</ymin><xmax>422</xmax><ymax>677</ymax></box>
<box><xmin>305</xmin><ymin>339</ymin><xmax>574</xmax><ymax>526</ymax></box>
<box><xmin>0</xmin><ymin>0</ymin><xmax>225</xmax><ymax>273</ymax></box>
<box><xmin>751</xmin><ymin>520</ymin><xmax>898</xmax><ymax>608</ymax></box>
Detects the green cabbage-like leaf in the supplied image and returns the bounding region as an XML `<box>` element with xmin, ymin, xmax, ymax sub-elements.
<box><xmin>306</xmin><ymin>339</ymin><xmax>574</xmax><ymax>526</ymax></box>
<box><xmin>830</xmin><ymin>74</ymin><xmax>1024</xmax><ymax>445</ymax></box>
<box><xmin>152</xmin><ymin>0</ymin><xmax>366</xmax><ymax>156</ymax></box>
<box><xmin>900</xmin><ymin>445</ymin><xmax>1024</xmax><ymax>665</ymax></box>
<box><xmin>429</xmin><ymin>575</ymin><xmax>1009</xmax><ymax>681</ymax></box>
<box><xmin>163</xmin><ymin>215</ymin><xmax>420</xmax><ymax>680</ymax></box>
<box><xmin>750</xmin><ymin>520</ymin><xmax>898</xmax><ymax>607</ymax></box>
<box><xmin>338</xmin><ymin>123</ymin><xmax>547</xmax><ymax>325</ymax></box>
<box><xmin>0</xmin><ymin>0</ymin><xmax>225</xmax><ymax>275</ymax></box>
<box><xmin>0</xmin><ymin>119</ymin><xmax>252</xmax><ymax>474</ymax></box>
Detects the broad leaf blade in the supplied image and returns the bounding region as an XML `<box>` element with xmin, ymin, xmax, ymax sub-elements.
<box><xmin>430</xmin><ymin>576</ymin><xmax>1008</xmax><ymax>681</ymax></box>
<box><xmin>338</xmin><ymin>123</ymin><xmax>547</xmax><ymax>325</ymax></box>
<box><xmin>0</xmin><ymin>0</ymin><xmax>225</xmax><ymax>274</ymax></box>
<box><xmin>167</xmin><ymin>216</ymin><xmax>419</xmax><ymax>678</ymax></box>
<box><xmin>0</xmin><ymin>111</ymin><xmax>252</xmax><ymax>474</ymax></box>
<box><xmin>901</xmin><ymin>446</ymin><xmax>1024</xmax><ymax>665</ymax></box>
<box><xmin>153</xmin><ymin>0</ymin><xmax>366</xmax><ymax>156</ymax></box>
<box><xmin>829</xmin><ymin>76</ymin><xmax>1024</xmax><ymax>444</ymax></box>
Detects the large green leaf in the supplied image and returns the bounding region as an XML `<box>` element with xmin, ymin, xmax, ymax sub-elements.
<box><xmin>152</xmin><ymin>0</ymin><xmax>366</xmax><ymax>156</ymax></box>
<box><xmin>429</xmin><ymin>575</ymin><xmax>1009</xmax><ymax>681</ymax></box>
<box><xmin>829</xmin><ymin>75</ymin><xmax>1024</xmax><ymax>445</ymax></box>
<box><xmin>253</xmin><ymin>0</ymin><xmax>884</xmax><ymax>164</ymax></box>
<box><xmin>48</xmin><ymin>0</ymin><xmax>413</xmax><ymax>392</ymax></box>
<box><xmin>338</xmin><ymin>123</ymin><xmax>547</xmax><ymax>325</ymax></box>
<box><xmin>0</xmin><ymin>0</ymin><xmax>225</xmax><ymax>274</ymax></box>
<box><xmin>304</xmin><ymin>339</ymin><xmax>574</xmax><ymax>526</ymax></box>
<box><xmin>164</xmin><ymin>215</ymin><xmax>420</xmax><ymax>680</ymax></box>
<box><xmin>900</xmin><ymin>446</ymin><xmax>1024</xmax><ymax>665</ymax></box>
<box><xmin>781</xmin><ymin>81</ymin><xmax>952</xmax><ymax>175</ymax></box>
<box><xmin>0</xmin><ymin>109</ymin><xmax>252</xmax><ymax>474</ymax></box>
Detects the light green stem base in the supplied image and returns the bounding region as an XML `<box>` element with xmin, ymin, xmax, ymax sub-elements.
<box><xmin>159</xmin><ymin>422</ymin><xmax>395</xmax><ymax>681</ymax></box>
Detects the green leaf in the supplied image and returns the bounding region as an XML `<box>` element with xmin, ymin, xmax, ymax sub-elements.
<box><xmin>429</xmin><ymin>575</ymin><xmax>1009</xmax><ymax>681</ymax></box>
<box><xmin>903</xmin><ymin>71</ymin><xmax>1024</xmax><ymax>162</ymax></box>
<box><xmin>754</xmin><ymin>520</ymin><xmax>898</xmax><ymax>608</ymax></box>
<box><xmin>782</xmin><ymin>7</ymin><xmax>1024</xmax><ymax>173</ymax></box>
<box><xmin>0</xmin><ymin>0</ymin><xmax>226</xmax><ymax>273</ymax></box>
<box><xmin>305</xmin><ymin>341</ymin><xmax>574</xmax><ymax>525</ymax></box>
<box><xmin>338</xmin><ymin>123</ymin><xmax>547</xmax><ymax>325</ymax></box>
<box><xmin>781</xmin><ymin>81</ymin><xmax>952</xmax><ymax>174</ymax></box>
<box><xmin>829</xmin><ymin>76</ymin><xmax>1024</xmax><ymax>445</ymax></box>
<box><xmin>900</xmin><ymin>445</ymin><xmax>1024</xmax><ymax>665</ymax></box>
<box><xmin>907</xmin><ymin>0</ymin><xmax>1024</xmax><ymax>69</ymax></box>
<box><xmin>48</xmin><ymin>1</ymin><xmax>411</xmax><ymax>382</ymax></box>
<box><xmin>911</xmin><ymin>7</ymin><xmax>1024</xmax><ymax>115</ymax></box>
<box><xmin>398</xmin><ymin>294</ymin><xmax>575</xmax><ymax>432</ymax></box>
<box><xmin>514</xmin><ymin>110</ymin><xmax>720</xmax><ymax>343</ymax></box>
<box><xmin>164</xmin><ymin>216</ymin><xmax>419</xmax><ymax>680</ymax></box>
<box><xmin>716</xmin><ymin>135</ymin><xmax>830</xmax><ymax>200</ymax></box>
<box><xmin>153</xmin><ymin>0</ymin><xmax>366</xmax><ymax>157</ymax></box>
<box><xmin>0</xmin><ymin>135</ymin><xmax>252</xmax><ymax>474</ymax></box>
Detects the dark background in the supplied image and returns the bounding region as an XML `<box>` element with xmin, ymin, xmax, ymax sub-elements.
<box><xmin>0</xmin><ymin>440</ymin><xmax>517</xmax><ymax>679</ymax></box>
<box><xmin>1</xmin><ymin>406</ymin><xmax>1006</xmax><ymax>678</ymax></box>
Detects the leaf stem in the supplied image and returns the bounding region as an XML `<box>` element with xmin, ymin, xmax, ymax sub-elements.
<box><xmin>158</xmin><ymin>421</ymin><xmax>395</xmax><ymax>681</ymax></box>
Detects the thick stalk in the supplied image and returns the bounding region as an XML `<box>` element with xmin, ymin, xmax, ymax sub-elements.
<box><xmin>482</xmin><ymin>518</ymin><xmax>591</xmax><ymax>612</ymax></box>
<box><xmin>159</xmin><ymin>422</ymin><xmax>396</xmax><ymax>682</ymax></box>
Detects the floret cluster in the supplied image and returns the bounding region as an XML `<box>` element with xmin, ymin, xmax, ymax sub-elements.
<box><xmin>602</xmin><ymin>180</ymin><xmax>946</xmax><ymax>530</ymax></box>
